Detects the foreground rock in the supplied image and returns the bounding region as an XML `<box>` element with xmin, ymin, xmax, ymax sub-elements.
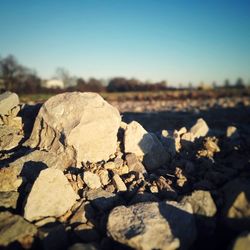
<box><xmin>25</xmin><ymin>92</ymin><xmax>121</xmax><ymax>165</ymax></box>
<box><xmin>0</xmin><ymin>91</ymin><xmax>19</xmax><ymax>115</ymax></box>
<box><xmin>24</xmin><ymin>168</ymin><xmax>78</xmax><ymax>221</ymax></box>
<box><xmin>107</xmin><ymin>201</ymin><xmax>196</xmax><ymax>250</ymax></box>
<box><xmin>0</xmin><ymin>211</ymin><xmax>37</xmax><ymax>247</ymax></box>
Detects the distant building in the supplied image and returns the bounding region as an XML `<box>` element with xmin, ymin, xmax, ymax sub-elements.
<box><xmin>43</xmin><ymin>79</ymin><xmax>64</xmax><ymax>89</ymax></box>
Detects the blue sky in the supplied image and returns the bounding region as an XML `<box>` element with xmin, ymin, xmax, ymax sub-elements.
<box><xmin>1</xmin><ymin>0</ymin><xmax>250</xmax><ymax>86</ymax></box>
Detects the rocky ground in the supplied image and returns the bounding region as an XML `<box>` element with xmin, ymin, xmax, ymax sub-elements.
<box><xmin>0</xmin><ymin>91</ymin><xmax>250</xmax><ymax>250</ymax></box>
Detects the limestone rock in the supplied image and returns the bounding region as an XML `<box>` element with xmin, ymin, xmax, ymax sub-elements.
<box><xmin>0</xmin><ymin>92</ymin><xmax>19</xmax><ymax>116</ymax></box>
<box><xmin>24</xmin><ymin>168</ymin><xmax>78</xmax><ymax>221</ymax></box>
<box><xmin>25</xmin><ymin>92</ymin><xmax>121</xmax><ymax>165</ymax></box>
<box><xmin>0</xmin><ymin>164</ymin><xmax>23</xmax><ymax>192</ymax></box>
<box><xmin>70</xmin><ymin>201</ymin><xmax>95</xmax><ymax>225</ymax></box>
<box><xmin>190</xmin><ymin>118</ymin><xmax>209</xmax><ymax>139</ymax></box>
<box><xmin>107</xmin><ymin>201</ymin><xmax>196</xmax><ymax>250</ymax></box>
<box><xmin>227</xmin><ymin>126</ymin><xmax>239</xmax><ymax>139</ymax></box>
<box><xmin>0</xmin><ymin>125</ymin><xmax>23</xmax><ymax>151</ymax></box>
<box><xmin>0</xmin><ymin>211</ymin><xmax>37</xmax><ymax>247</ymax></box>
<box><xmin>112</xmin><ymin>174</ymin><xmax>127</xmax><ymax>192</ymax></box>
<box><xmin>83</xmin><ymin>171</ymin><xmax>101</xmax><ymax>189</ymax></box>
<box><xmin>124</xmin><ymin>121</ymin><xmax>154</xmax><ymax>156</ymax></box>
<box><xmin>86</xmin><ymin>188</ymin><xmax>122</xmax><ymax>211</ymax></box>
<box><xmin>143</xmin><ymin>134</ymin><xmax>169</xmax><ymax>171</ymax></box>
<box><xmin>0</xmin><ymin>191</ymin><xmax>19</xmax><ymax>209</ymax></box>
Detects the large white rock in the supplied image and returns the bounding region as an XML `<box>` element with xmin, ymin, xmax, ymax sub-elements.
<box><xmin>0</xmin><ymin>92</ymin><xmax>19</xmax><ymax>115</ymax></box>
<box><xmin>25</xmin><ymin>92</ymin><xmax>121</xmax><ymax>165</ymax></box>
<box><xmin>24</xmin><ymin>168</ymin><xmax>78</xmax><ymax>221</ymax></box>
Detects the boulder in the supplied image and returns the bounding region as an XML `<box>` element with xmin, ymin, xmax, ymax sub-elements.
<box><xmin>190</xmin><ymin>118</ymin><xmax>209</xmax><ymax>139</ymax></box>
<box><xmin>25</xmin><ymin>92</ymin><xmax>121</xmax><ymax>165</ymax></box>
<box><xmin>0</xmin><ymin>92</ymin><xmax>19</xmax><ymax>115</ymax></box>
<box><xmin>24</xmin><ymin>168</ymin><xmax>78</xmax><ymax>221</ymax></box>
<box><xmin>107</xmin><ymin>201</ymin><xmax>196</xmax><ymax>250</ymax></box>
<box><xmin>0</xmin><ymin>211</ymin><xmax>37</xmax><ymax>247</ymax></box>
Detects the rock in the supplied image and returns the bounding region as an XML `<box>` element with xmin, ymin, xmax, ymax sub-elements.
<box><xmin>0</xmin><ymin>191</ymin><xmax>19</xmax><ymax>209</ymax></box>
<box><xmin>0</xmin><ymin>125</ymin><xmax>23</xmax><ymax>151</ymax></box>
<box><xmin>112</xmin><ymin>174</ymin><xmax>127</xmax><ymax>192</ymax></box>
<box><xmin>227</xmin><ymin>126</ymin><xmax>239</xmax><ymax>139</ymax></box>
<box><xmin>0</xmin><ymin>164</ymin><xmax>23</xmax><ymax>192</ymax></box>
<box><xmin>125</xmin><ymin>153</ymin><xmax>147</xmax><ymax>174</ymax></box>
<box><xmin>70</xmin><ymin>201</ymin><xmax>95</xmax><ymax>226</ymax></box>
<box><xmin>104</xmin><ymin>161</ymin><xmax>116</xmax><ymax>170</ymax></box>
<box><xmin>124</xmin><ymin>121</ymin><xmax>154</xmax><ymax>156</ymax></box>
<box><xmin>24</xmin><ymin>168</ymin><xmax>78</xmax><ymax>221</ymax></box>
<box><xmin>25</xmin><ymin>92</ymin><xmax>121</xmax><ymax>165</ymax></box>
<box><xmin>0</xmin><ymin>149</ymin><xmax>73</xmax><ymax>192</ymax></box>
<box><xmin>86</xmin><ymin>188</ymin><xmax>122</xmax><ymax>211</ymax></box>
<box><xmin>98</xmin><ymin>169</ymin><xmax>110</xmax><ymax>186</ymax></box>
<box><xmin>143</xmin><ymin>133</ymin><xmax>169</xmax><ymax>171</ymax></box>
<box><xmin>0</xmin><ymin>92</ymin><xmax>19</xmax><ymax>115</ymax></box>
<box><xmin>107</xmin><ymin>201</ymin><xmax>196</xmax><ymax>250</ymax></box>
<box><xmin>83</xmin><ymin>171</ymin><xmax>102</xmax><ymax>189</ymax></box>
<box><xmin>231</xmin><ymin>232</ymin><xmax>250</xmax><ymax>250</ymax></box>
<box><xmin>181</xmin><ymin>190</ymin><xmax>217</xmax><ymax>238</ymax></box>
<box><xmin>221</xmin><ymin>178</ymin><xmax>250</xmax><ymax>231</ymax></box>
<box><xmin>181</xmin><ymin>132</ymin><xmax>195</xmax><ymax>142</ymax></box>
<box><xmin>0</xmin><ymin>211</ymin><xmax>37</xmax><ymax>247</ymax></box>
<box><xmin>129</xmin><ymin>192</ymin><xmax>159</xmax><ymax>205</ymax></box>
<box><xmin>190</xmin><ymin>118</ymin><xmax>209</xmax><ymax>139</ymax></box>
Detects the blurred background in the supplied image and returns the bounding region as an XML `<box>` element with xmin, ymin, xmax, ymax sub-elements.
<box><xmin>0</xmin><ymin>0</ymin><xmax>249</xmax><ymax>108</ymax></box>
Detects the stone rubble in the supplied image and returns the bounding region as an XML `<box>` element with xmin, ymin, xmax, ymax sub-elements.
<box><xmin>0</xmin><ymin>91</ymin><xmax>249</xmax><ymax>250</ymax></box>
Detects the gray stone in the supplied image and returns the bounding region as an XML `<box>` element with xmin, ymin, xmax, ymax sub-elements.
<box><xmin>86</xmin><ymin>188</ymin><xmax>122</xmax><ymax>211</ymax></box>
<box><xmin>181</xmin><ymin>190</ymin><xmax>217</xmax><ymax>237</ymax></box>
<box><xmin>0</xmin><ymin>92</ymin><xmax>19</xmax><ymax>115</ymax></box>
<box><xmin>83</xmin><ymin>171</ymin><xmax>101</xmax><ymax>189</ymax></box>
<box><xmin>25</xmin><ymin>92</ymin><xmax>121</xmax><ymax>165</ymax></box>
<box><xmin>143</xmin><ymin>133</ymin><xmax>169</xmax><ymax>171</ymax></box>
<box><xmin>24</xmin><ymin>168</ymin><xmax>78</xmax><ymax>221</ymax></box>
<box><xmin>190</xmin><ymin>118</ymin><xmax>209</xmax><ymax>139</ymax></box>
<box><xmin>0</xmin><ymin>191</ymin><xmax>19</xmax><ymax>209</ymax></box>
<box><xmin>70</xmin><ymin>201</ymin><xmax>95</xmax><ymax>225</ymax></box>
<box><xmin>125</xmin><ymin>153</ymin><xmax>147</xmax><ymax>174</ymax></box>
<box><xmin>0</xmin><ymin>164</ymin><xmax>23</xmax><ymax>192</ymax></box>
<box><xmin>0</xmin><ymin>211</ymin><xmax>37</xmax><ymax>247</ymax></box>
<box><xmin>124</xmin><ymin>121</ymin><xmax>155</xmax><ymax>156</ymax></box>
<box><xmin>107</xmin><ymin>201</ymin><xmax>196</xmax><ymax>250</ymax></box>
<box><xmin>0</xmin><ymin>125</ymin><xmax>23</xmax><ymax>151</ymax></box>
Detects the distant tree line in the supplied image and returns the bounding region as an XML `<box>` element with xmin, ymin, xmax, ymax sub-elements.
<box><xmin>0</xmin><ymin>54</ymin><xmax>249</xmax><ymax>94</ymax></box>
